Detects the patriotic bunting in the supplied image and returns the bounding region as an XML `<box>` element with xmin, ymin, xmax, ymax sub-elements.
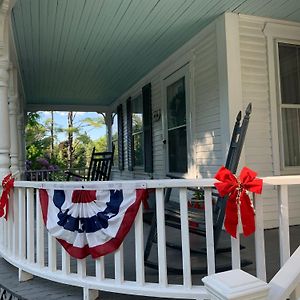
<box><xmin>39</xmin><ymin>188</ymin><xmax>147</xmax><ymax>259</ymax></box>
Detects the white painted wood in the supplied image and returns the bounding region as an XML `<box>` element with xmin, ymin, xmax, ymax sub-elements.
<box><xmin>0</xmin><ymin>58</ymin><xmax>11</xmax><ymax>179</ymax></box>
<box><xmin>83</xmin><ymin>287</ymin><xmax>99</xmax><ymax>300</ymax></box>
<box><xmin>114</xmin><ymin>243</ymin><xmax>124</xmax><ymax>284</ymax></box>
<box><xmin>62</xmin><ymin>249</ymin><xmax>70</xmax><ymax>275</ymax></box>
<box><xmin>179</xmin><ymin>188</ymin><xmax>192</xmax><ymax>288</ymax></box>
<box><xmin>217</xmin><ymin>13</ymin><xmax>244</xmax><ymax>167</ymax></box>
<box><xmin>203</xmin><ymin>269</ymin><xmax>268</xmax><ymax>300</ymax></box>
<box><xmin>18</xmin><ymin>187</ymin><xmax>25</xmax><ymax>259</ymax></box>
<box><xmin>7</xmin><ymin>187</ymin><xmax>13</xmax><ymax>252</ymax></box>
<box><xmin>204</xmin><ymin>187</ymin><xmax>215</xmax><ymax>275</ymax></box>
<box><xmin>268</xmin><ymin>246</ymin><xmax>300</xmax><ymax>300</ymax></box>
<box><xmin>18</xmin><ymin>269</ymin><xmax>33</xmax><ymax>282</ymax></box>
<box><xmin>8</xmin><ymin>66</ymin><xmax>20</xmax><ymax>176</ymax></box>
<box><xmin>278</xmin><ymin>185</ymin><xmax>290</xmax><ymax>266</ymax></box>
<box><xmin>254</xmin><ymin>194</ymin><xmax>266</xmax><ymax>281</ymax></box>
<box><xmin>48</xmin><ymin>233</ymin><xmax>57</xmax><ymax>272</ymax></box>
<box><xmin>95</xmin><ymin>257</ymin><xmax>105</xmax><ymax>280</ymax></box>
<box><xmin>26</xmin><ymin>188</ymin><xmax>34</xmax><ymax>263</ymax></box>
<box><xmin>3</xmin><ymin>207</ymin><xmax>7</xmax><ymax>250</ymax></box>
<box><xmin>13</xmin><ymin>187</ymin><xmax>19</xmax><ymax>257</ymax></box>
<box><xmin>36</xmin><ymin>189</ymin><xmax>44</xmax><ymax>266</ymax></box>
<box><xmin>77</xmin><ymin>258</ymin><xmax>87</xmax><ymax>278</ymax></box>
<box><xmin>156</xmin><ymin>188</ymin><xmax>168</xmax><ymax>287</ymax></box>
<box><xmin>0</xmin><ymin>218</ymin><xmax>3</xmax><ymax>253</ymax></box>
<box><xmin>231</xmin><ymin>235</ymin><xmax>241</xmax><ymax>270</ymax></box>
<box><xmin>134</xmin><ymin>204</ymin><xmax>145</xmax><ymax>285</ymax></box>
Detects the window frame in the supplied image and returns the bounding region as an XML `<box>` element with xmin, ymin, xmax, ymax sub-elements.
<box><xmin>264</xmin><ymin>22</ymin><xmax>300</xmax><ymax>175</ymax></box>
<box><xmin>130</xmin><ymin>93</ymin><xmax>144</xmax><ymax>170</ymax></box>
<box><xmin>277</xmin><ymin>43</ymin><xmax>300</xmax><ymax>172</ymax></box>
<box><xmin>162</xmin><ymin>64</ymin><xmax>192</xmax><ymax>177</ymax></box>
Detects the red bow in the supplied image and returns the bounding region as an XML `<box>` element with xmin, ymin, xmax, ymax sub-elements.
<box><xmin>214</xmin><ymin>166</ymin><xmax>263</xmax><ymax>238</ymax></box>
<box><xmin>0</xmin><ymin>174</ymin><xmax>15</xmax><ymax>220</ymax></box>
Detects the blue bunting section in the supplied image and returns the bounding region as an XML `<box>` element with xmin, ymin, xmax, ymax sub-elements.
<box><xmin>39</xmin><ymin>188</ymin><xmax>147</xmax><ymax>259</ymax></box>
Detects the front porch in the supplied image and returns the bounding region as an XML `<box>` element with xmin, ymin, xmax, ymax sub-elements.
<box><xmin>1</xmin><ymin>176</ymin><xmax>300</xmax><ymax>299</ymax></box>
<box><xmin>0</xmin><ymin>225</ymin><xmax>299</xmax><ymax>300</ymax></box>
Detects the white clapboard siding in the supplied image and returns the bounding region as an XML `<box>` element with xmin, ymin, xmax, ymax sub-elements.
<box><xmin>193</xmin><ymin>31</ymin><xmax>220</xmax><ymax>179</ymax></box>
<box><xmin>239</xmin><ymin>14</ymin><xmax>300</xmax><ymax>228</ymax></box>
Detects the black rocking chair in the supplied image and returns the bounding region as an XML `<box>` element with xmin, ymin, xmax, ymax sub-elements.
<box><xmin>144</xmin><ymin>103</ymin><xmax>252</xmax><ymax>274</ymax></box>
<box><xmin>65</xmin><ymin>146</ymin><xmax>114</xmax><ymax>181</ymax></box>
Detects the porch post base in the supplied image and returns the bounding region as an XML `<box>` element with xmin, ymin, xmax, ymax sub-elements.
<box><xmin>202</xmin><ymin>269</ymin><xmax>268</xmax><ymax>300</ymax></box>
<box><xmin>18</xmin><ymin>269</ymin><xmax>33</xmax><ymax>282</ymax></box>
<box><xmin>83</xmin><ymin>287</ymin><xmax>99</xmax><ymax>300</ymax></box>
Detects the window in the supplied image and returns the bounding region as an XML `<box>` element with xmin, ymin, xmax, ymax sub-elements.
<box><xmin>131</xmin><ymin>95</ymin><xmax>144</xmax><ymax>168</ymax></box>
<box><xmin>166</xmin><ymin>77</ymin><xmax>187</xmax><ymax>173</ymax></box>
<box><xmin>278</xmin><ymin>43</ymin><xmax>300</xmax><ymax>168</ymax></box>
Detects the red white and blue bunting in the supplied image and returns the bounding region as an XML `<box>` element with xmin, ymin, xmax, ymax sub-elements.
<box><xmin>39</xmin><ymin>188</ymin><xmax>147</xmax><ymax>259</ymax></box>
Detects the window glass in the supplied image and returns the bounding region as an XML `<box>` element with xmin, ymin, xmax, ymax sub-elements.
<box><xmin>167</xmin><ymin>77</ymin><xmax>187</xmax><ymax>173</ymax></box>
<box><xmin>279</xmin><ymin>44</ymin><xmax>300</xmax><ymax>104</ymax></box>
<box><xmin>132</xmin><ymin>95</ymin><xmax>143</xmax><ymax>167</ymax></box>
<box><xmin>278</xmin><ymin>43</ymin><xmax>300</xmax><ymax>168</ymax></box>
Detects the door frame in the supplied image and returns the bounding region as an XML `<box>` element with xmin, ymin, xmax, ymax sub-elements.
<box><xmin>162</xmin><ymin>63</ymin><xmax>193</xmax><ymax>178</ymax></box>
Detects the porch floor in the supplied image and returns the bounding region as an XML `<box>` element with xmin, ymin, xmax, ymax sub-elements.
<box><xmin>0</xmin><ymin>224</ymin><xmax>299</xmax><ymax>300</ymax></box>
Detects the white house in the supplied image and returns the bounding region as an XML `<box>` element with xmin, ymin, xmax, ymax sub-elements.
<box><xmin>0</xmin><ymin>1</ymin><xmax>300</xmax><ymax>299</ymax></box>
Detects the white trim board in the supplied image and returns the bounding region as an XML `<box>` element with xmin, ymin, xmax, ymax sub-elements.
<box><xmin>263</xmin><ymin>22</ymin><xmax>300</xmax><ymax>175</ymax></box>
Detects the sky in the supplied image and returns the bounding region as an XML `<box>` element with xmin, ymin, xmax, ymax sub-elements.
<box><xmin>39</xmin><ymin>111</ymin><xmax>106</xmax><ymax>142</ymax></box>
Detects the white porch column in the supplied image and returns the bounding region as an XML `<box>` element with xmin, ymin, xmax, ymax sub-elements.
<box><xmin>0</xmin><ymin>0</ymin><xmax>13</xmax><ymax>180</ymax></box>
<box><xmin>0</xmin><ymin>60</ymin><xmax>10</xmax><ymax>179</ymax></box>
<box><xmin>8</xmin><ymin>66</ymin><xmax>20</xmax><ymax>176</ymax></box>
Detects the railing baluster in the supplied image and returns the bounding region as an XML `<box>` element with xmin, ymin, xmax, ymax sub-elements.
<box><xmin>96</xmin><ymin>257</ymin><xmax>105</xmax><ymax>280</ymax></box>
<box><xmin>156</xmin><ymin>188</ymin><xmax>167</xmax><ymax>287</ymax></box>
<box><xmin>18</xmin><ymin>188</ymin><xmax>26</xmax><ymax>260</ymax></box>
<box><xmin>62</xmin><ymin>249</ymin><xmax>70</xmax><ymax>275</ymax></box>
<box><xmin>7</xmin><ymin>187</ymin><xmax>14</xmax><ymax>252</ymax></box>
<box><xmin>135</xmin><ymin>204</ymin><xmax>145</xmax><ymax>285</ymax></box>
<box><xmin>115</xmin><ymin>243</ymin><xmax>124</xmax><ymax>283</ymax></box>
<box><xmin>13</xmin><ymin>188</ymin><xmax>19</xmax><ymax>257</ymax></box>
<box><xmin>254</xmin><ymin>193</ymin><xmax>266</xmax><ymax>281</ymax></box>
<box><xmin>278</xmin><ymin>185</ymin><xmax>290</xmax><ymax>266</ymax></box>
<box><xmin>26</xmin><ymin>188</ymin><xmax>35</xmax><ymax>263</ymax></box>
<box><xmin>231</xmin><ymin>235</ymin><xmax>241</xmax><ymax>269</ymax></box>
<box><xmin>77</xmin><ymin>258</ymin><xmax>87</xmax><ymax>278</ymax></box>
<box><xmin>48</xmin><ymin>233</ymin><xmax>57</xmax><ymax>271</ymax></box>
<box><xmin>179</xmin><ymin>187</ymin><xmax>191</xmax><ymax>287</ymax></box>
<box><xmin>204</xmin><ymin>187</ymin><xmax>215</xmax><ymax>274</ymax></box>
<box><xmin>36</xmin><ymin>189</ymin><xmax>44</xmax><ymax>266</ymax></box>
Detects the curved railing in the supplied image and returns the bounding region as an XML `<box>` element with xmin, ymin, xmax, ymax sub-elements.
<box><xmin>0</xmin><ymin>176</ymin><xmax>299</xmax><ymax>299</ymax></box>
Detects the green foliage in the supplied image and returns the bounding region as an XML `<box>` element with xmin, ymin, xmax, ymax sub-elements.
<box><xmin>25</xmin><ymin>111</ymin><xmax>106</xmax><ymax>174</ymax></box>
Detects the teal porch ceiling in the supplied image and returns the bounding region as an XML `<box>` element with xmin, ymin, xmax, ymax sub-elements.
<box><xmin>11</xmin><ymin>0</ymin><xmax>300</xmax><ymax>109</ymax></box>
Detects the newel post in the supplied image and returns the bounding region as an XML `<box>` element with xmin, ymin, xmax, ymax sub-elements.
<box><xmin>202</xmin><ymin>269</ymin><xmax>268</xmax><ymax>300</ymax></box>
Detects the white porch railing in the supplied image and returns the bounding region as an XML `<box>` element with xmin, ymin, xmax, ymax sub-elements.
<box><xmin>0</xmin><ymin>176</ymin><xmax>299</xmax><ymax>299</ymax></box>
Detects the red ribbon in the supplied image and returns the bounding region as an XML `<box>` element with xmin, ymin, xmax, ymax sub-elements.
<box><xmin>0</xmin><ymin>174</ymin><xmax>15</xmax><ymax>220</ymax></box>
<box><xmin>214</xmin><ymin>166</ymin><xmax>263</xmax><ymax>238</ymax></box>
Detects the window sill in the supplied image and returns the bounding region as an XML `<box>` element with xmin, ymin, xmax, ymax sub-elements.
<box><xmin>280</xmin><ymin>167</ymin><xmax>300</xmax><ymax>176</ymax></box>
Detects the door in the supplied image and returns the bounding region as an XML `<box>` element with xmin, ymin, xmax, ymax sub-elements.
<box><xmin>163</xmin><ymin>65</ymin><xmax>191</xmax><ymax>176</ymax></box>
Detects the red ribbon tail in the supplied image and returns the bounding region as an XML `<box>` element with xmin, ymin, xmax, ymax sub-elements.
<box><xmin>240</xmin><ymin>191</ymin><xmax>255</xmax><ymax>237</ymax></box>
<box><xmin>224</xmin><ymin>194</ymin><xmax>239</xmax><ymax>238</ymax></box>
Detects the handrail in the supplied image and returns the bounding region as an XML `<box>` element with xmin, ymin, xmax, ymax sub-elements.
<box><xmin>1</xmin><ymin>175</ymin><xmax>300</xmax><ymax>299</ymax></box>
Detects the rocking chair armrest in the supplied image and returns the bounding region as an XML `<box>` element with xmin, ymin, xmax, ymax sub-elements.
<box><xmin>65</xmin><ymin>171</ymin><xmax>87</xmax><ymax>181</ymax></box>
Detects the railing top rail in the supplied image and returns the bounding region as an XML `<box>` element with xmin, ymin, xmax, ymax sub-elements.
<box><xmin>14</xmin><ymin>175</ymin><xmax>300</xmax><ymax>190</ymax></box>
<box><xmin>14</xmin><ymin>178</ymin><xmax>216</xmax><ymax>190</ymax></box>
